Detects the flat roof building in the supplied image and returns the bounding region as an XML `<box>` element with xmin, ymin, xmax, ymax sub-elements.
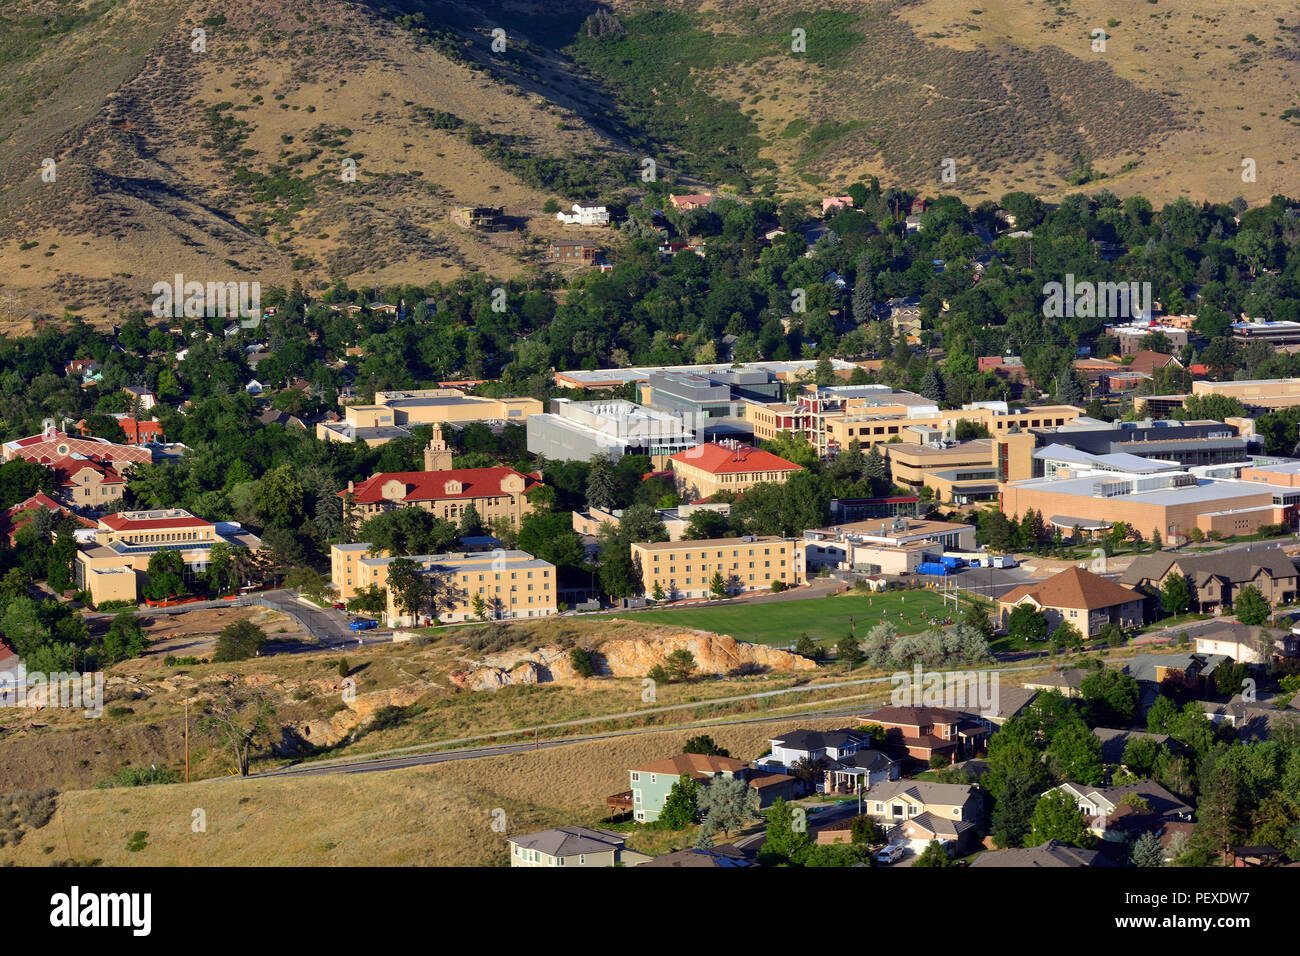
<box><xmin>1192</xmin><ymin>377</ymin><xmax>1300</xmax><ymax>411</ymax></box>
<box><xmin>526</xmin><ymin>399</ymin><xmax>701</xmax><ymax>465</ymax></box>
<box><xmin>316</xmin><ymin>388</ymin><xmax>542</xmax><ymax>446</ymax></box>
<box><xmin>630</xmin><ymin>536</ymin><xmax>804</xmax><ymax>601</ymax></box>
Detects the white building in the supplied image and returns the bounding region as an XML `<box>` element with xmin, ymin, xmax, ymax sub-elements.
<box><xmin>556</xmin><ymin>203</ymin><xmax>610</xmax><ymax>227</ymax></box>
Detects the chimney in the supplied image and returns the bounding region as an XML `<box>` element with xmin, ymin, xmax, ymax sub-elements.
<box><xmin>347</xmin><ymin>480</ymin><xmax>354</xmax><ymax>493</ymax></box>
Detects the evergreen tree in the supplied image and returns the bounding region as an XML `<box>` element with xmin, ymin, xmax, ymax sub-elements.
<box><xmin>920</xmin><ymin>366</ymin><xmax>945</xmax><ymax>403</ymax></box>
<box><xmin>585</xmin><ymin>454</ymin><xmax>616</xmax><ymax>511</ymax></box>
<box><xmin>1233</xmin><ymin>584</ymin><xmax>1270</xmax><ymax>626</ymax></box>
<box><xmin>1131</xmin><ymin>831</ymin><xmax>1165</xmax><ymax>867</ymax></box>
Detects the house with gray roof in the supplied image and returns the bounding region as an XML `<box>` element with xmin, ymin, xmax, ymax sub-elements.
<box><xmin>1092</xmin><ymin>727</ymin><xmax>1183</xmax><ymax>765</ymax></box>
<box><xmin>970</xmin><ymin>839</ymin><xmax>1115</xmax><ymax>867</ymax></box>
<box><xmin>508</xmin><ymin>826</ymin><xmax>652</xmax><ymax>867</ymax></box>
<box><xmin>1120</xmin><ymin>547</ymin><xmax>1299</xmax><ymax>614</ymax></box>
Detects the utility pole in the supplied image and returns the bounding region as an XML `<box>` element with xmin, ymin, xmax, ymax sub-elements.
<box><xmin>184</xmin><ymin>697</ymin><xmax>190</xmax><ymax>783</ymax></box>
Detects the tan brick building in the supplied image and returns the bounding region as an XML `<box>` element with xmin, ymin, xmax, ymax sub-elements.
<box><xmin>316</xmin><ymin>388</ymin><xmax>542</xmax><ymax>445</ymax></box>
<box><xmin>630</xmin><ymin>536</ymin><xmax>804</xmax><ymax>600</ymax></box>
<box><xmin>333</xmin><ymin>544</ymin><xmax>557</xmax><ymax>624</ymax></box>
<box><xmin>668</xmin><ymin>442</ymin><xmax>803</xmax><ymax>502</ymax></box>
<box><xmin>49</xmin><ymin>455</ymin><xmax>126</xmax><ymax>508</ymax></box>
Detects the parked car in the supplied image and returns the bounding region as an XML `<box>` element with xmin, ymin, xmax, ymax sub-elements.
<box><xmin>331</xmin><ymin>603</ymin><xmax>347</xmax><ymax>610</ymax></box>
<box><xmin>349</xmin><ymin>618</ymin><xmax>378</xmax><ymax>631</ymax></box>
<box><xmin>875</xmin><ymin>844</ymin><xmax>905</xmax><ymax>865</ymax></box>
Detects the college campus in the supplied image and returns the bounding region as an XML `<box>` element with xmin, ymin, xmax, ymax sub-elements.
<box><xmin>7</xmin><ymin>6</ymin><xmax>1300</xmax><ymax>918</ymax></box>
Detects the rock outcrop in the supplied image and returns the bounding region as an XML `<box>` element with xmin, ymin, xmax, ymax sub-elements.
<box><xmin>449</xmin><ymin>626</ymin><xmax>816</xmax><ymax>691</ymax></box>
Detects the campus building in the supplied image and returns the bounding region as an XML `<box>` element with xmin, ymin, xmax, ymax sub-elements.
<box><xmin>1028</xmin><ymin>418</ymin><xmax>1253</xmax><ymax>469</ymax></box>
<box><xmin>316</xmin><ymin>388</ymin><xmax>542</xmax><ymax>445</ymax></box>
<box><xmin>639</xmin><ymin>367</ymin><xmax>783</xmax><ymax>419</ymax></box>
<box><xmin>48</xmin><ymin>455</ymin><xmax>126</xmax><ymax>508</ymax></box>
<box><xmin>630</xmin><ymin>536</ymin><xmax>804</xmax><ymax>600</ymax></box>
<box><xmin>331</xmin><ymin>544</ymin><xmax>557</xmax><ymax>624</ymax></box>
<box><xmin>526</xmin><ymin>398</ymin><xmax>700</xmax><ymax>465</ymax></box>
<box><xmin>668</xmin><ymin>441</ymin><xmax>803</xmax><ymax>502</ymax></box>
<box><xmin>550</xmin><ymin>359</ymin><xmax>857</xmax><ymax>392</ymax></box>
<box><xmin>801</xmin><ymin>516</ymin><xmax>978</xmax><ymax>572</ymax></box>
<box><xmin>884</xmin><ymin>433</ymin><xmax>1036</xmax><ymax>504</ymax></box>
<box><xmin>999</xmin><ymin>468</ymin><xmax>1300</xmax><ymax>543</ymax></box>
<box><xmin>1191</xmin><ymin>377</ymin><xmax>1300</xmax><ymax>411</ymax></box>
<box><xmin>342</xmin><ymin>465</ymin><xmax>542</xmax><ymax>529</ymax></box>
<box><xmin>74</xmin><ymin>510</ymin><xmax>262</xmax><ymax>605</ymax></box>
<box><xmin>3</xmin><ymin>423</ymin><xmax>153</xmax><ymax>470</ymax></box>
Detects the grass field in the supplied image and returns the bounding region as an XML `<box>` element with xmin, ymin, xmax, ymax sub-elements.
<box><xmin>618</xmin><ymin>590</ymin><xmax>964</xmax><ymax>647</ymax></box>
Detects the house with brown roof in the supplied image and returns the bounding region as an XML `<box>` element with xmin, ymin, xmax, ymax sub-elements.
<box><xmin>1120</xmin><ymin>548</ymin><xmax>1299</xmax><ymax>616</ymax></box>
<box><xmin>859</xmin><ymin>705</ymin><xmax>990</xmax><ymax>766</ymax></box>
<box><xmin>1127</xmin><ymin>350</ymin><xmax>1182</xmax><ymax>376</ymax></box>
<box><xmin>627</xmin><ymin>753</ymin><xmax>795</xmax><ymax>822</ymax></box>
<box><xmin>997</xmin><ymin>566</ymin><xmax>1145</xmax><ymax>637</ymax></box>
<box><xmin>669</xmin><ymin>193</ymin><xmax>714</xmax><ymax>211</ymax></box>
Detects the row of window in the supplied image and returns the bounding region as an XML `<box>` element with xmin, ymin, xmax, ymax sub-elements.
<box><xmin>652</xmin><ymin>548</ymin><xmax>781</xmax><ymax>561</ymax></box>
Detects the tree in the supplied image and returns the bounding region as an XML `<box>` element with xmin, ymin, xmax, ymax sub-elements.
<box><xmin>1161</xmin><ymin>572</ymin><xmax>1191</xmax><ymax>617</ymax></box>
<box><xmin>457</xmin><ymin>503</ymin><xmax>483</xmax><ymax>537</ymax></box>
<box><xmin>683</xmin><ymin>735</ymin><xmax>730</xmax><ymax>757</ymax></box>
<box><xmin>599</xmin><ymin>543</ymin><xmax>641</xmax><ymax>600</ymax></box>
<box><xmin>200</xmin><ymin>684</ymin><xmax>274</xmax><ymax>776</ymax></box>
<box><xmin>836</xmin><ymin>633</ymin><xmax>864</xmax><ymax>669</ymax></box>
<box><xmin>1050</xmin><ymin>620</ymin><xmax>1083</xmax><ymax>654</ymax></box>
<box><xmin>659</xmin><ymin>774</ymin><xmax>699</xmax><ymax>830</ymax></box>
<box><xmin>696</xmin><ymin>776</ymin><xmax>760</xmax><ymax>837</ymax></box>
<box><xmin>585</xmin><ymin>454</ymin><xmax>616</xmax><ymax>510</ymax></box>
<box><xmin>387</xmin><ymin>557</ymin><xmax>429</xmax><ymax>620</ymax></box>
<box><xmin>1233</xmin><ymin>584</ymin><xmax>1270</xmax><ymax>626</ymax></box>
<box><xmin>1029</xmin><ymin>790</ymin><xmax>1095</xmax><ymax>848</ymax></box>
<box><xmin>1047</xmin><ymin>719</ymin><xmax>1105</xmax><ymax>785</ymax></box>
<box><xmin>665</xmin><ymin>648</ymin><xmax>696</xmax><ymax>682</ymax></box>
<box><xmin>144</xmin><ymin>549</ymin><xmax>187</xmax><ymax>601</ymax></box>
<box><xmin>213</xmin><ymin>620</ymin><xmax>268</xmax><ymax>661</ymax></box>
<box><xmin>99</xmin><ymin>612</ymin><xmax>147</xmax><ymax>666</ymax></box>
<box><xmin>1007</xmin><ymin>604</ymin><xmax>1047</xmax><ymax>643</ymax></box>
<box><xmin>1193</xmin><ymin>766</ymin><xmax>1244</xmax><ymax>865</ymax></box>
<box><xmin>963</xmin><ymin>601</ymin><xmax>994</xmax><ymax>640</ymax></box>
<box><xmin>794</xmin><ymin>633</ymin><xmax>819</xmax><ymax>660</ymax></box>
<box><xmin>760</xmin><ymin>797</ymin><xmax>813</xmax><ymax>864</ymax></box>
<box><xmin>1146</xmin><ymin>694</ymin><xmax>1180</xmax><ymax>734</ymax></box>
<box><xmin>913</xmin><ymin>840</ymin><xmax>953</xmax><ymax>867</ymax></box>
<box><xmin>991</xmin><ymin>767</ymin><xmax>1043</xmax><ymax>849</ymax></box>
<box><xmin>568</xmin><ymin>646</ymin><xmax>595</xmax><ymax>678</ymax></box>
<box><xmin>1080</xmin><ymin>667</ymin><xmax>1140</xmax><ymax>726</ymax></box>
<box><xmin>709</xmin><ymin>570</ymin><xmax>728</xmax><ymax>599</ymax></box>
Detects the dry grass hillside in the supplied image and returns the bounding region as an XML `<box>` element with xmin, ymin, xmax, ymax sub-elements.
<box><xmin>4</xmin><ymin>0</ymin><xmax>1296</xmax><ymax>326</ymax></box>
<box><xmin>0</xmin><ymin>718</ymin><xmax>846</xmax><ymax>866</ymax></box>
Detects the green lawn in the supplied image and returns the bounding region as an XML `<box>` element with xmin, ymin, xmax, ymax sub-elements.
<box><xmin>618</xmin><ymin>590</ymin><xmax>962</xmax><ymax>647</ymax></box>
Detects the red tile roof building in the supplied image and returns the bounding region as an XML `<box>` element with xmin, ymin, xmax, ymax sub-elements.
<box><xmin>343</xmin><ymin>467</ymin><xmax>543</xmax><ymax>529</ymax></box>
<box><xmin>2</xmin><ymin>427</ymin><xmax>152</xmax><ymax>469</ymax></box>
<box><xmin>48</xmin><ymin>456</ymin><xmax>126</xmax><ymax>508</ymax></box>
<box><xmin>0</xmin><ymin>492</ymin><xmax>96</xmax><ymax>544</ymax></box>
<box><xmin>668</xmin><ymin>442</ymin><xmax>803</xmax><ymax>501</ymax></box>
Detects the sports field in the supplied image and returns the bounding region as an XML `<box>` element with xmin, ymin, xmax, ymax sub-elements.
<box><xmin>621</xmin><ymin>590</ymin><xmax>964</xmax><ymax>648</ymax></box>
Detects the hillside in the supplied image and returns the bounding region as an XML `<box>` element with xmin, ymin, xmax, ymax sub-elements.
<box><xmin>1</xmin><ymin>0</ymin><xmax>1299</xmax><ymax>325</ymax></box>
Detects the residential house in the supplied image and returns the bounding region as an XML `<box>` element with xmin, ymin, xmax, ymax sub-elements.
<box><xmin>1020</xmin><ymin>669</ymin><xmax>1088</xmax><ymax>699</ymax></box>
<box><xmin>1120</xmin><ymin>548</ymin><xmax>1299</xmax><ymax>615</ymax></box>
<box><xmin>1123</xmin><ymin>652</ymin><xmax>1228</xmax><ymax>698</ymax></box>
<box><xmin>1194</xmin><ymin>622</ymin><xmax>1297</xmax><ymax>665</ymax></box>
<box><xmin>1128</xmin><ymin>350</ymin><xmax>1182</xmax><ymax>376</ymax></box>
<box><xmin>886</xmin><ymin>296</ymin><xmax>923</xmax><ymax>341</ymax></box>
<box><xmin>997</xmin><ymin>566</ymin><xmax>1146</xmax><ymax>637</ymax></box>
<box><xmin>669</xmin><ymin>193</ymin><xmax>713</xmax><ymax>211</ymax></box>
<box><xmin>1091</xmin><ymin>728</ymin><xmax>1182</xmax><ymax>767</ymax></box>
<box><xmin>821</xmin><ymin>196</ymin><xmax>854</xmax><ymax>215</ymax></box>
<box><xmin>861</xmin><ymin>780</ymin><xmax>981</xmax><ymax>854</ymax></box>
<box><xmin>970</xmin><ymin>839</ymin><xmax>1115</xmax><ymax>867</ymax></box>
<box><xmin>627</xmin><ymin>753</ymin><xmax>796</xmax><ymax>823</ymax></box>
<box><xmin>1051</xmin><ymin>781</ymin><xmax>1193</xmax><ymax>843</ymax></box>
<box><xmin>555</xmin><ymin>203</ymin><xmax>610</xmax><ymax>227</ymax></box>
<box><xmin>638</xmin><ymin>846</ymin><xmax>754</xmax><ymax>868</ymax></box>
<box><xmin>757</xmin><ymin>728</ymin><xmax>901</xmax><ymax>795</ymax></box>
<box><xmin>859</xmin><ymin>705</ymin><xmax>991</xmax><ymax>766</ymax></box>
<box><xmin>508</xmin><ymin>827</ymin><xmax>651</xmax><ymax>867</ymax></box>
<box><xmin>122</xmin><ymin>386</ymin><xmax>157</xmax><ymax>411</ymax></box>
<box><xmin>547</xmin><ymin>240</ymin><xmax>600</xmax><ymax>265</ymax></box>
